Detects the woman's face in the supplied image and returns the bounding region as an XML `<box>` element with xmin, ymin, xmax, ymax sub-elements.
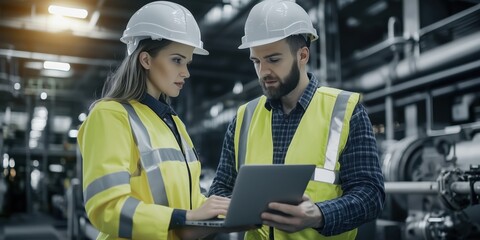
<box><xmin>141</xmin><ymin>42</ymin><xmax>194</xmax><ymax>98</ymax></box>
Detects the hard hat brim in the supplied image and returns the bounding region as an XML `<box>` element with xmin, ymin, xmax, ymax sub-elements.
<box><xmin>193</xmin><ymin>48</ymin><xmax>209</xmax><ymax>55</ymax></box>
<box><xmin>121</xmin><ymin>35</ymin><xmax>209</xmax><ymax>56</ymax></box>
<box><xmin>238</xmin><ymin>34</ymin><xmax>319</xmax><ymax>50</ymax></box>
<box><xmin>238</xmin><ymin>36</ymin><xmax>286</xmax><ymax>49</ymax></box>
<box><xmin>159</xmin><ymin>37</ymin><xmax>209</xmax><ymax>55</ymax></box>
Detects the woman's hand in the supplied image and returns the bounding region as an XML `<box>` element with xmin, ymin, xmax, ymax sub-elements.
<box><xmin>186</xmin><ymin>195</ymin><xmax>230</xmax><ymax>221</ymax></box>
<box><xmin>175</xmin><ymin>195</ymin><xmax>231</xmax><ymax>240</ymax></box>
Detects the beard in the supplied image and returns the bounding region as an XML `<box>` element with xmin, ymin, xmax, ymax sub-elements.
<box><xmin>260</xmin><ymin>61</ymin><xmax>300</xmax><ymax>100</ymax></box>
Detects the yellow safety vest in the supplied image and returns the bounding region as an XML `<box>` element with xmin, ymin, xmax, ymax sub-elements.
<box><xmin>234</xmin><ymin>87</ymin><xmax>359</xmax><ymax>240</ymax></box>
<box><xmin>78</xmin><ymin>100</ymin><xmax>206</xmax><ymax>240</ymax></box>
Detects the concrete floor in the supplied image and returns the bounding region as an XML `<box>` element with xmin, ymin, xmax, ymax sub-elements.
<box><xmin>0</xmin><ymin>212</ymin><xmax>245</xmax><ymax>240</ymax></box>
<box><xmin>0</xmin><ymin>212</ymin><xmax>67</xmax><ymax>240</ymax></box>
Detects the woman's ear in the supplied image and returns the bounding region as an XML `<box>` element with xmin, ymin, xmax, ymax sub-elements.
<box><xmin>139</xmin><ymin>52</ymin><xmax>152</xmax><ymax>70</ymax></box>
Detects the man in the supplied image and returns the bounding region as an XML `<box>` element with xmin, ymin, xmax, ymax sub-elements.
<box><xmin>208</xmin><ymin>0</ymin><xmax>385</xmax><ymax>239</ymax></box>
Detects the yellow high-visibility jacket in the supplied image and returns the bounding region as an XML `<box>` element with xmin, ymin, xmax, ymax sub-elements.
<box><xmin>78</xmin><ymin>100</ymin><xmax>206</xmax><ymax>240</ymax></box>
<box><xmin>234</xmin><ymin>87</ymin><xmax>359</xmax><ymax>240</ymax></box>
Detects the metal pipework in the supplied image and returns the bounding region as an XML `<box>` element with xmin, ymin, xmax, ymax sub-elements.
<box><xmin>385</xmin><ymin>181</ymin><xmax>480</xmax><ymax>195</ymax></box>
<box><xmin>451</xmin><ymin>181</ymin><xmax>480</xmax><ymax>195</ymax></box>
<box><xmin>385</xmin><ymin>181</ymin><xmax>438</xmax><ymax>194</ymax></box>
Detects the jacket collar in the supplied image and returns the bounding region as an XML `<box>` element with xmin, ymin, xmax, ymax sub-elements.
<box><xmin>140</xmin><ymin>93</ymin><xmax>177</xmax><ymax>118</ymax></box>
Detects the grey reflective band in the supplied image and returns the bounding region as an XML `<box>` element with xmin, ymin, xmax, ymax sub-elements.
<box><xmin>180</xmin><ymin>137</ymin><xmax>198</xmax><ymax>163</ymax></box>
<box><xmin>146</xmin><ymin>169</ymin><xmax>169</xmax><ymax>206</ymax></box>
<box><xmin>83</xmin><ymin>171</ymin><xmax>130</xmax><ymax>205</ymax></box>
<box><xmin>311</xmin><ymin>167</ymin><xmax>340</xmax><ymax>185</ymax></box>
<box><xmin>141</xmin><ymin>148</ymin><xmax>186</xmax><ymax>170</ymax></box>
<box><xmin>121</xmin><ymin>103</ymin><xmax>152</xmax><ymax>153</ymax></box>
<box><xmin>140</xmin><ymin>150</ymin><xmax>169</xmax><ymax>206</ymax></box>
<box><xmin>121</xmin><ymin>103</ymin><xmax>169</xmax><ymax>206</ymax></box>
<box><xmin>119</xmin><ymin>197</ymin><xmax>140</xmax><ymax>239</ymax></box>
<box><xmin>186</xmin><ymin>149</ymin><xmax>197</xmax><ymax>162</ymax></box>
<box><xmin>324</xmin><ymin>91</ymin><xmax>352</xmax><ymax>171</ymax></box>
<box><xmin>238</xmin><ymin>97</ymin><xmax>261</xmax><ymax>168</ymax></box>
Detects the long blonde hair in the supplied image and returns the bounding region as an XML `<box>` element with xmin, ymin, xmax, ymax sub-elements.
<box><xmin>91</xmin><ymin>39</ymin><xmax>173</xmax><ymax>108</ymax></box>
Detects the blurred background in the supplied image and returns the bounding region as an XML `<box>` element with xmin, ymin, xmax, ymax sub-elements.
<box><xmin>0</xmin><ymin>0</ymin><xmax>480</xmax><ymax>239</ymax></box>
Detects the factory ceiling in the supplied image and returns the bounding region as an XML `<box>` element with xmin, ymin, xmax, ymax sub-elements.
<box><xmin>0</xmin><ymin>0</ymin><xmax>479</xmax><ymax>157</ymax></box>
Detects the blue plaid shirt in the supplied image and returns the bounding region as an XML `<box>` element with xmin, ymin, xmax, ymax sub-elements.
<box><xmin>208</xmin><ymin>73</ymin><xmax>385</xmax><ymax>236</ymax></box>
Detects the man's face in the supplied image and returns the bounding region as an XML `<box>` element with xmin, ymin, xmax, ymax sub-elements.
<box><xmin>249</xmin><ymin>40</ymin><xmax>300</xmax><ymax>100</ymax></box>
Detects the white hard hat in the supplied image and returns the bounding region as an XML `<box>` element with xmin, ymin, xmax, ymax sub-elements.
<box><xmin>120</xmin><ymin>1</ymin><xmax>208</xmax><ymax>55</ymax></box>
<box><xmin>238</xmin><ymin>0</ymin><xmax>318</xmax><ymax>49</ymax></box>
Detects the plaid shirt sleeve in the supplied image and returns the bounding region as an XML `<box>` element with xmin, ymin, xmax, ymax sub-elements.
<box><xmin>316</xmin><ymin>103</ymin><xmax>385</xmax><ymax>236</ymax></box>
<box><xmin>208</xmin><ymin>116</ymin><xmax>238</xmax><ymax>198</ymax></box>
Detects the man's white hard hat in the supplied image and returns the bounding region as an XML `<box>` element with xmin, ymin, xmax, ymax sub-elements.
<box><xmin>239</xmin><ymin>0</ymin><xmax>318</xmax><ymax>49</ymax></box>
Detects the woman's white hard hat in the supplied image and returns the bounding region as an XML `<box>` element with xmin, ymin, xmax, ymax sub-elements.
<box><xmin>120</xmin><ymin>1</ymin><xmax>208</xmax><ymax>55</ymax></box>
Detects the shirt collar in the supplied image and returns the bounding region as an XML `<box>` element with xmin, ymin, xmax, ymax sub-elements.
<box><xmin>140</xmin><ymin>93</ymin><xmax>177</xmax><ymax>118</ymax></box>
<box><xmin>264</xmin><ymin>72</ymin><xmax>319</xmax><ymax>111</ymax></box>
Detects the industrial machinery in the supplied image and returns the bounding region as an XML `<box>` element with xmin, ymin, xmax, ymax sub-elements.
<box><xmin>380</xmin><ymin>124</ymin><xmax>480</xmax><ymax>240</ymax></box>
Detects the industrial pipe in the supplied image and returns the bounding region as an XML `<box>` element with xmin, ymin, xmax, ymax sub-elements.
<box><xmin>385</xmin><ymin>181</ymin><xmax>480</xmax><ymax>195</ymax></box>
<box><xmin>385</xmin><ymin>181</ymin><xmax>438</xmax><ymax>194</ymax></box>
<box><xmin>450</xmin><ymin>181</ymin><xmax>480</xmax><ymax>195</ymax></box>
<box><xmin>350</xmin><ymin>30</ymin><xmax>480</xmax><ymax>93</ymax></box>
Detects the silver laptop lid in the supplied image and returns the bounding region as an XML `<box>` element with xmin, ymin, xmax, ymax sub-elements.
<box><xmin>223</xmin><ymin>164</ymin><xmax>315</xmax><ymax>226</ymax></box>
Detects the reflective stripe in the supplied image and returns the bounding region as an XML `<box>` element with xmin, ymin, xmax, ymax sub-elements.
<box><xmin>186</xmin><ymin>148</ymin><xmax>198</xmax><ymax>162</ymax></box>
<box><xmin>83</xmin><ymin>171</ymin><xmax>130</xmax><ymax>205</ymax></box>
<box><xmin>122</xmin><ymin>103</ymin><xmax>152</xmax><ymax>153</ymax></box>
<box><xmin>324</xmin><ymin>91</ymin><xmax>352</xmax><ymax>171</ymax></box>
<box><xmin>121</xmin><ymin>103</ymin><xmax>169</xmax><ymax>205</ymax></box>
<box><xmin>181</xmin><ymin>137</ymin><xmax>198</xmax><ymax>162</ymax></box>
<box><xmin>140</xmin><ymin>150</ymin><xmax>161</xmax><ymax>171</ymax></box>
<box><xmin>118</xmin><ymin>197</ymin><xmax>140</xmax><ymax>239</ymax></box>
<box><xmin>311</xmin><ymin>167</ymin><xmax>340</xmax><ymax>184</ymax></box>
<box><xmin>146</xmin><ymin>169</ymin><xmax>169</xmax><ymax>206</ymax></box>
<box><xmin>141</xmin><ymin>150</ymin><xmax>169</xmax><ymax>206</ymax></box>
<box><xmin>238</xmin><ymin>97</ymin><xmax>260</xmax><ymax>168</ymax></box>
<box><xmin>141</xmin><ymin>148</ymin><xmax>186</xmax><ymax>170</ymax></box>
<box><xmin>121</xmin><ymin>103</ymin><xmax>198</xmax><ymax>206</ymax></box>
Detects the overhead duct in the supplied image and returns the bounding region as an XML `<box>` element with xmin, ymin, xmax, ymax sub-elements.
<box><xmin>348</xmin><ymin>30</ymin><xmax>480</xmax><ymax>91</ymax></box>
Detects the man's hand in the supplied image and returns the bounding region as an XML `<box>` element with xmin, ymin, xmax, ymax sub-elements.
<box><xmin>261</xmin><ymin>195</ymin><xmax>323</xmax><ymax>233</ymax></box>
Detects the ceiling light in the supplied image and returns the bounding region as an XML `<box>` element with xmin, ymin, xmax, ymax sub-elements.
<box><xmin>29</xmin><ymin>139</ymin><xmax>38</xmax><ymax>149</ymax></box>
<box><xmin>78</xmin><ymin>113</ymin><xmax>87</xmax><ymax>122</ymax></box>
<box><xmin>48</xmin><ymin>5</ymin><xmax>88</xmax><ymax>19</ymax></box>
<box><xmin>40</xmin><ymin>92</ymin><xmax>48</xmax><ymax>100</ymax></box>
<box><xmin>210</xmin><ymin>103</ymin><xmax>224</xmax><ymax>117</ymax></box>
<box><xmin>68</xmin><ymin>129</ymin><xmax>78</xmax><ymax>138</ymax></box>
<box><xmin>30</xmin><ymin>130</ymin><xmax>42</xmax><ymax>139</ymax></box>
<box><xmin>232</xmin><ymin>81</ymin><xmax>243</xmax><ymax>94</ymax></box>
<box><xmin>3</xmin><ymin>154</ymin><xmax>8</xmax><ymax>169</ymax></box>
<box><xmin>49</xmin><ymin>164</ymin><xmax>64</xmax><ymax>173</ymax></box>
<box><xmin>44</xmin><ymin>61</ymin><xmax>70</xmax><ymax>71</ymax></box>
<box><xmin>9</xmin><ymin>159</ymin><xmax>15</xmax><ymax>168</ymax></box>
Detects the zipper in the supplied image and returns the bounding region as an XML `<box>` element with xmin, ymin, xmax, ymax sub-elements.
<box><xmin>165</xmin><ymin>116</ymin><xmax>193</xmax><ymax>210</ymax></box>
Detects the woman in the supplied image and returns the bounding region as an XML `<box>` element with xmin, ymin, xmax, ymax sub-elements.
<box><xmin>77</xmin><ymin>2</ymin><xmax>230</xmax><ymax>239</ymax></box>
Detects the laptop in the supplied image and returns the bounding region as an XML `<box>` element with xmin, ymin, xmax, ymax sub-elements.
<box><xmin>185</xmin><ymin>164</ymin><xmax>316</xmax><ymax>227</ymax></box>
